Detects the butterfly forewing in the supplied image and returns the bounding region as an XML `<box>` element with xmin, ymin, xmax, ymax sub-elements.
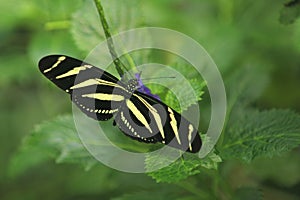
<box><xmin>38</xmin><ymin>55</ymin><xmax>124</xmax><ymax>120</ymax></box>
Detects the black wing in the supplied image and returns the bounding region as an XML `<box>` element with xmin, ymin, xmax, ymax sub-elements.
<box><xmin>114</xmin><ymin>91</ymin><xmax>202</xmax><ymax>153</ymax></box>
<box><xmin>38</xmin><ymin>55</ymin><xmax>125</xmax><ymax>121</ymax></box>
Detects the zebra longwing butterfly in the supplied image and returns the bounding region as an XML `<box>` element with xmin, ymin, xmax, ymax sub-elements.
<box><xmin>38</xmin><ymin>55</ymin><xmax>202</xmax><ymax>153</ymax></box>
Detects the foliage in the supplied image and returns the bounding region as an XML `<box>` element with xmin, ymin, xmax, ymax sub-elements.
<box><xmin>221</xmin><ymin>109</ymin><xmax>300</xmax><ymax>162</ymax></box>
<box><xmin>72</xmin><ymin>0</ymin><xmax>144</xmax><ymax>53</ymax></box>
<box><xmin>146</xmin><ymin>149</ymin><xmax>221</xmax><ymax>183</ymax></box>
<box><xmin>9</xmin><ymin>115</ymin><xmax>97</xmax><ymax>177</ymax></box>
<box><xmin>280</xmin><ymin>0</ymin><xmax>300</xmax><ymax>24</ymax></box>
<box><xmin>1</xmin><ymin>0</ymin><xmax>300</xmax><ymax>199</ymax></box>
<box><xmin>164</xmin><ymin>78</ymin><xmax>206</xmax><ymax>113</ymax></box>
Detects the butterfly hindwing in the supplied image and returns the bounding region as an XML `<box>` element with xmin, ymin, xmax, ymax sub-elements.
<box><xmin>114</xmin><ymin>91</ymin><xmax>202</xmax><ymax>153</ymax></box>
<box><xmin>38</xmin><ymin>55</ymin><xmax>124</xmax><ymax>121</ymax></box>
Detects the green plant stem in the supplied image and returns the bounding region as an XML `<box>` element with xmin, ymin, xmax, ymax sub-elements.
<box><xmin>198</xmin><ymin>168</ymin><xmax>232</xmax><ymax>199</ymax></box>
<box><xmin>93</xmin><ymin>0</ymin><xmax>128</xmax><ymax>77</ymax></box>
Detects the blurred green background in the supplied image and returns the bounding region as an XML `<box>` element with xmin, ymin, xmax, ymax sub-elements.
<box><xmin>1</xmin><ymin>0</ymin><xmax>300</xmax><ymax>199</ymax></box>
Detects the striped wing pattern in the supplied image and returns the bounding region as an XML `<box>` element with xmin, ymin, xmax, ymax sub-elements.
<box><xmin>38</xmin><ymin>55</ymin><xmax>123</xmax><ymax>121</ymax></box>
<box><xmin>38</xmin><ymin>55</ymin><xmax>202</xmax><ymax>153</ymax></box>
<box><xmin>114</xmin><ymin>91</ymin><xmax>202</xmax><ymax>152</ymax></box>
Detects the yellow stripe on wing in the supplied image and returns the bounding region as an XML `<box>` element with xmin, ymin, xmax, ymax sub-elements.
<box><xmin>70</xmin><ymin>78</ymin><xmax>125</xmax><ymax>90</ymax></box>
<box><xmin>82</xmin><ymin>93</ymin><xmax>124</xmax><ymax>101</ymax></box>
<box><xmin>43</xmin><ymin>56</ymin><xmax>66</xmax><ymax>73</ymax></box>
<box><xmin>126</xmin><ymin>99</ymin><xmax>153</xmax><ymax>134</ymax></box>
<box><xmin>168</xmin><ymin>107</ymin><xmax>181</xmax><ymax>145</ymax></box>
<box><xmin>133</xmin><ymin>94</ymin><xmax>165</xmax><ymax>139</ymax></box>
<box><xmin>188</xmin><ymin>124</ymin><xmax>194</xmax><ymax>151</ymax></box>
<box><xmin>56</xmin><ymin>65</ymin><xmax>93</xmax><ymax>79</ymax></box>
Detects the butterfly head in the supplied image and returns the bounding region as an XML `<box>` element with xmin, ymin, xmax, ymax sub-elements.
<box><xmin>126</xmin><ymin>79</ymin><xmax>138</xmax><ymax>93</ymax></box>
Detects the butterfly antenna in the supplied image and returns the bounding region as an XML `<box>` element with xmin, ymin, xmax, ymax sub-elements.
<box><xmin>141</xmin><ymin>76</ymin><xmax>176</xmax><ymax>81</ymax></box>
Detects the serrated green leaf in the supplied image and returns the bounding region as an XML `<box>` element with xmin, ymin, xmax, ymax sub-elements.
<box><xmin>170</xmin><ymin>58</ymin><xmax>204</xmax><ymax>79</ymax></box>
<box><xmin>232</xmin><ymin>187</ymin><xmax>263</xmax><ymax>200</ymax></box>
<box><xmin>146</xmin><ymin>149</ymin><xmax>221</xmax><ymax>183</ymax></box>
<box><xmin>9</xmin><ymin>115</ymin><xmax>98</xmax><ymax>176</ymax></box>
<box><xmin>224</xmin><ymin>65</ymin><xmax>270</xmax><ymax>132</ymax></box>
<box><xmin>279</xmin><ymin>1</ymin><xmax>300</xmax><ymax>25</ymax></box>
<box><xmin>164</xmin><ymin>78</ymin><xmax>206</xmax><ymax>113</ymax></box>
<box><xmin>71</xmin><ymin>0</ymin><xmax>145</xmax><ymax>52</ymax></box>
<box><xmin>221</xmin><ymin>109</ymin><xmax>300</xmax><ymax>162</ymax></box>
<box><xmin>9</xmin><ymin>113</ymin><xmax>160</xmax><ymax>177</ymax></box>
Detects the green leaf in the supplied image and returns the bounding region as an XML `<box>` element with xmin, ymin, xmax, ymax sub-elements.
<box><xmin>224</xmin><ymin>64</ymin><xmax>270</xmax><ymax>133</ymax></box>
<box><xmin>279</xmin><ymin>0</ymin><xmax>300</xmax><ymax>25</ymax></box>
<box><xmin>71</xmin><ymin>0</ymin><xmax>145</xmax><ymax>52</ymax></box>
<box><xmin>9</xmin><ymin>115</ymin><xmax>97</xmax><ymax>176</ymax></box>
<box><xmin>164</xmin><ymin>78</ymin><xmax>206</xmax><ymax>113</ymax></box>
<box><xmin>221</xmin><ymin>109</ymin><xmax>300</xmax><ymax>162</ymax></box>
<box><xmin>9</xmin><ymin>112</ymin><xmax>160</xmax><ymax>177</ymax></box>
<box><xmin>232</xmin><ymin>187</ymin><xmax>263</xmax><ymax>200</ymax></box>
<box><xmin>32</xmin><ymin>0</ymin><xmax>81</xmax><ymax>21</ymax></box>
<box><xmin>146</xmin><ymin>148</ymin><xmax>221</xmax><ymax>183</ymax></box>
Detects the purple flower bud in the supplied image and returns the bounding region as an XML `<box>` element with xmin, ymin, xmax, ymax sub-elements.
<box><xmin>135</xmin><ymin>73</ymin><xmax>160</xmax><ymax>100</ymax></box>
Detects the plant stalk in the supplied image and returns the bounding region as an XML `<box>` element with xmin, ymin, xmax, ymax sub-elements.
<box><xmin>93</xmin><ymin>0</ymin><xmax>128</xmax><ymax>77</ymax></box>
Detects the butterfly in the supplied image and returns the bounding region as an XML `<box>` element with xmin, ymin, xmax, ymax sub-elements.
<box><xmin>38</xmin><ymin>55</ymin><xmax>202</xmax><ymax>153</ymax></box>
